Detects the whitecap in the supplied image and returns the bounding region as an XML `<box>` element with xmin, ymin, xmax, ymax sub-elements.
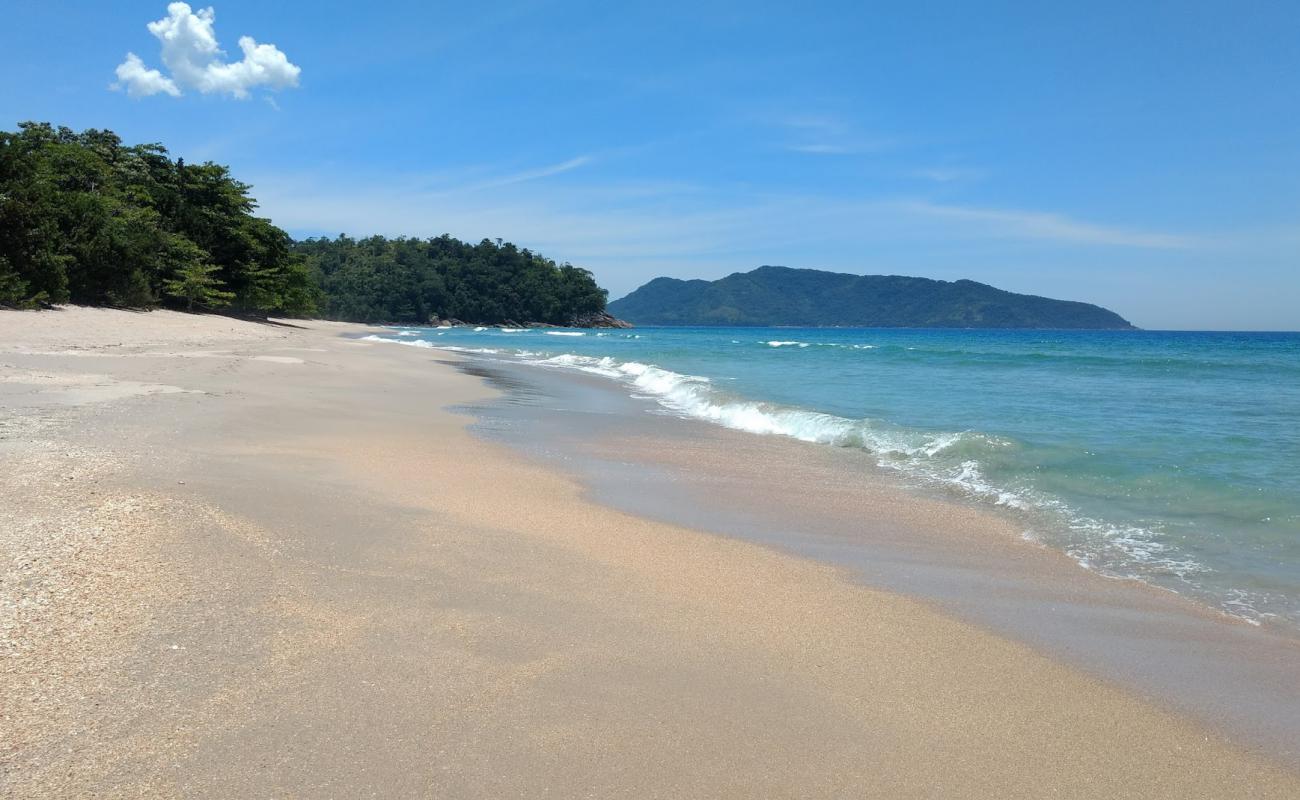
<box><xmin>440</xmin><ymin>346</ymin><xmax>502</xmax><ymax>354</ymax></box>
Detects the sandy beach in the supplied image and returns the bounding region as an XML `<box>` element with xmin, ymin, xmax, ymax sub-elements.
<box><xmin>2</xmin><ymin>307</ymin><xmax>1298</xmax><ymax>798</ymax></box>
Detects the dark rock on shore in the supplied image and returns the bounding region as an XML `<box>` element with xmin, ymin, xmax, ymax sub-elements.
<box><xmin>566</xmin><ymin>311</ymin><xmax>633</xmax><ymax>329</ymax></box>
<box><xmin>426</xmin><ymin>312</ymin><xmax>631</xmax><ymax>329</ymax></box>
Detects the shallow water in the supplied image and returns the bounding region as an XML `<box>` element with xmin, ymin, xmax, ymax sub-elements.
<box><xmin>366</xmin><ymin>326</ymin><xmax>1300</xmax><ymax>630</ymax></box>
<box><xmin>427</xmin><ymin>355</ymin><xmax>1300</xmax><ymax>764</ymax></box>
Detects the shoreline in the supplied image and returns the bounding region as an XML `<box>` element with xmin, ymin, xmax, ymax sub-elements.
<box><xmin>374</xmin><ymin>324</ymin><xmax>1300</xmax><ymax>632</ymax></box>
<box><xmin>3</xmin><ymin>308</ymin><xmax>1298</xmax><ymax>797</ymax></box>
<box><xmin>433</xmin><ymin>349</ymin><xmax>1300</xmax><ymax>763</ymax></box>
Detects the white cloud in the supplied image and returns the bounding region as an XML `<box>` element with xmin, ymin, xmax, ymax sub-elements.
<box><xmin>772</xmin><ymin>113</ymin><xmax>892</xmax><ymax>155</ymax></box>
<box><xmin>787</xmin><ymin>143</ymin><xmax>857</xmax><ymax>155</ymax></box>
<box><xmin>778</xmin><ymin>115</ymin><xmax>849</xmax><ymax>135</ymax></box>
<box><xmin>237</xmin><ymin>158</ymin><xmax>1206</xmax><ymax>302</ymax></box>
<box><xmin>785</xmin><ymin>140</ymin><xmax>890</xmax><ymax>156</ymax></box>
<box><xmin>461</xmin><ymin>156</ymin><xmax>594</xmax><ymax>191</ymax></box>
<box><xmin>113</xmin><ymin>53</ymin><xmax>180</xmax><ymax>98</ymax></box>
<box><xmin>912</xmin><ymin>166</ymin><xmax>987</xmax><ymax>183</ymax></box>
<box><xmin>896</xmin><ymin>200</ymin><xmax>1193</xmax><ymax>248</ymax></box>
<box><xmin>112</xmin><ymin>3</ymin><xmax>300</xmax><ymax>99</ymax></box>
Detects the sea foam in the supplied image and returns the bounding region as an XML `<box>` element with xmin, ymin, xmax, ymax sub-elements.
<box><xmin>523</xmin><ymin>348</ymin><xmax>1227</xmax><ymax>608</ymax></box>
<box><xmin>360</xmin><ymin>331</ymin><xmax>1267</xmax><ymax>626</ymax></box>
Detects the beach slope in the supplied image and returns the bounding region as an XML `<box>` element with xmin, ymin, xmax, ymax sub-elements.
<box><xmin>1</xmin><ymin>307</ymin><xmax>1294</xmax><ymax>798</ymax></box>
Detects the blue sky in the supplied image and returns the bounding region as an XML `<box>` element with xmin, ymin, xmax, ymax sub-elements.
<box><xmin>3</xmin><ymin>1</ymin><xmax>1297</xmax><ymax>329</ymax></box>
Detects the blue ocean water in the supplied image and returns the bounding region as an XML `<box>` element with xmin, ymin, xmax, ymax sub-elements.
<box><xmin>367</xmin><ymin>325</ymin><xmax>1300</xmax><ymax>629</ymax></box>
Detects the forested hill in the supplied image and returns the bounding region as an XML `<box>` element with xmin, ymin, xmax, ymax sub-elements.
<box><xmin>0</xmin><ymin>122</ymin><xmax>610</xmax><ymax>326</ymax></box>
<box><xmin>608</xmin><ymin>266</ymin><xmax>1136</xmax><ymax>329</ymax></box>
<box><xmin>296</xmin><ymin>236</ymin><xmax>607</xmax><ymax>326</ymax></box>
<box><xmin>0</xmin><ymin>122</ymin><xmax>315</xmax><ymax>314</ymax></box>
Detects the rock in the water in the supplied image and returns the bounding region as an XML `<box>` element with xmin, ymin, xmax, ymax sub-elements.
<box><xmin>567</xmin><ymin>311</ymin><xmax>633</xmax><ymax>329</ymax></box>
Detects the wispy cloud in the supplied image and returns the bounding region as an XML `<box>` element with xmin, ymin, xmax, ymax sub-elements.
<box><xmin>912</xmin><ymin>166</ymin><xmax>987</xmax><ymax>183</ymax></box>
<box><xmin>787</xmin><ymin>143</ymin><xmax>866</xmax><ymax>155</ymax></box>
<box><xmin>244</xmin><ymin>165</ymin><xmax>1202</xmax><ymax>300</ymax></box>
<box><xmin>895</xmin><ymin>200</ymin><xmax>1194</xmax><ymax>248</ymax></box>
<box><xmin>462</xmin><ymin>155</ymin><xmax>594</xmax><ymax>191</ymax></box>
<box><xmin>779</xmin><ymin>114</ymin><xmax>850</xmax><ymax>135</ymax></box>
<box><xmin>773</xmin><ymin>113</ymin><xmax>891</xmax><ymax>155</ymax></box>
<box><xmin>784</xmin><ymin>139</ymin><xmax>891</xmax><ymax>156</ymax></box>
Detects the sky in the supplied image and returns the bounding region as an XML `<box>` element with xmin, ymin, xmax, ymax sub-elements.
<box><xmin>2</xmin><ymin>1</ymin><xmax>1298</xmax><ymax>329</ymax></box>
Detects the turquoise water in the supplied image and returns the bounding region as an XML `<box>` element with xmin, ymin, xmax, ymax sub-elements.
<box><xmin>367</xmin><ymin>326</ymin><xmax>1300</xmax><ymax>629</ymax></box>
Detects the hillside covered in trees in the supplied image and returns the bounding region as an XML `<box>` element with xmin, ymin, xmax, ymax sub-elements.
<box><xmin>297</xmin><ymin>236</ymin><xmax>607</xmax><ymax>326</ymax></box>
<box><xmin>609</xmin><ymin>266</ymin><xmax>1135</xmax><ymax>329</ymax></box>
<box><xmin>0</xmin><ymin>122</ymin><xmax>315</xmax><ymax>314</ymax></box>
<box><xmin>0</xmin><ymin>123</ymin><xmax>610</xmax><ymax>325</ymax></box>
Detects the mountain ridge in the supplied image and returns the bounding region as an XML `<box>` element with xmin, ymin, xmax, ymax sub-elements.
<box><xmin>608</xmin><ymin>266</ymin><xmax>1136</xmax><ymax>329</ymax></box>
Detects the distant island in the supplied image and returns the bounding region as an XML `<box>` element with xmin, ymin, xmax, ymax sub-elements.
<box><xmin>608</xmin><ymin>266</ymin><xmax>1136</xmax><ymax>329</ymax></box>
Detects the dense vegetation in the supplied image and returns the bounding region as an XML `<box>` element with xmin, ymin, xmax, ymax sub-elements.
<box><xmin>0</xmin><ymin>123</ymin><xmax>609</xmax><ymax>325</ymax></box>
<box><xmin>0</xmin><ymin>122</ymin><xmax>315</xmax><ymax>314</ymax></box>
<box><xmin>608</xmin><ymin>266</ymin><xmax>1135</xmax><ymax>329</ymax></box>
<box><xmin>296</xmin><ymin>235</ymin><xmax>606</xmax><ymax>325</ymax></box>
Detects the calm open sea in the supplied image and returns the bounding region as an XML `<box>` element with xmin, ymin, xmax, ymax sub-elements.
<box><xmin>367</xmin><ymin>325</ymin><xmax>1300</xmax><ymax>630</ymax></box>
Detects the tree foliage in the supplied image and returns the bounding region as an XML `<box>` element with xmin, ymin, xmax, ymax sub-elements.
<box><xmin>161</xmin><ymin>238</ymin><xmax>235</xmax><ymax>310</ymax></box>
<box><xmin>296</xmin><ymin>235</ymin><xmax>608</xmax><ymax>325</ymax></box>
<box><xmin>0</xmin><ymin>123</ymin><xmax>610</xmax><ymax>326</ymax></box>
<box><xmin>0</xmin><ymin>122</ymin><xmax>315</xmax><ymax>314</ymax></box>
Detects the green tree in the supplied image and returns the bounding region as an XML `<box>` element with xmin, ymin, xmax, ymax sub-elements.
<box><xmin>0</xmin><ymin>122</ymin><xmax>608</xmax><ymax>321</ymax></box>
<box><xmin>162</xmin><ymin>237</ymin><xmax>235</xmax><ymax>310</ymax></box>
<box><xmin>297</xmin><ymin>234</ymin><xmax>608</xmax><ymax>325</ymax></box>
<box><xmin>0</xmin><ymin>122</ymin><xmax>321</xmax><ymax>316</ymax></box>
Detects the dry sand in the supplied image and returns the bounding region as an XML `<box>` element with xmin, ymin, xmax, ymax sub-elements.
<box><xmin>1</xmin><ymin>306</ymin><xmax>1297</xmax><ymax>798</ymax></box>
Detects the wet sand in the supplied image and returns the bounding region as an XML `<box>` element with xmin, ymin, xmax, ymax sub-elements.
<box><xmin>2</xmin><ymin>307</ymin><xmax>1298</xmax><ymax>797</ymax></box>
<box><xmin>450</xmin><ymin>355</ymin><xmax>1300</xmax><ymax>762</ymax></box>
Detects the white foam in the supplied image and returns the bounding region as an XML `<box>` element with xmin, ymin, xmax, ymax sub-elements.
<box><xmin>762</xmin><ymin>340</ymin><xmax>876</xmax><ymax>350</ymax></box>
<box><xmin>361</xmin><ymin>334</ymin><xmax>434</xmax><ymax>348</ymax></box>
<box><xmin>362</xmin><ymin>335</ymin><xmax>511</xmax><ymax>357</ymax></box>
<box><xmin>522</xmin><ymin>347</ymin><xmax>1221</xmax><ymax>593</ymax></box>
<box><xmin>366</xmin><ymin>335</ymin><xmax>1236</xmax><ymax>621</ymax></box>
<box><xmin>538</xmin><ymin>354</ymin><xmax>623</xmax><ymax>378</ymax></box>
<box><xmin>500</xmin><ymin>328</ymin><xmax>528</xmax><ymax>333</ymax></box>
<box><xmin>440</xmin><ymin>346</ymin><xmax>502</xmax><ymax>354</ymax></box>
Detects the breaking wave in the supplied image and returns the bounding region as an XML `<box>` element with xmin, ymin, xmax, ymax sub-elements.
<box><xmin>522</xmin><ymin>350</ymin><xmax>1227</xmax><ymax>614</ymax></box>
<box><xmin>360</xmin><ymin>332</ymin><xmax>1274</xmax><ymax>626</ymax></box>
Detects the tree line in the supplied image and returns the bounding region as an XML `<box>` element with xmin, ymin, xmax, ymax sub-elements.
<box><xmin>0</xmin><ymin>123</ymin><xmax>608</xmax><ymax>325</ymax></box>
<box><xmin>298</xmin><ymin>235</ymin><xmax>606</xmax><ymax>325</ymax></box>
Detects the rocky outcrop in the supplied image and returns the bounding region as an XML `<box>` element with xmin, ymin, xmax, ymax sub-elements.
<box><xmin>566</xmin><ymin>311</ymin><xmax>633</xmax><ymax>329</ymax></box>
<box><xmin>426</xmin><ymin>312</ymin><xmax>632</xmax><ymax>329</ymax></box>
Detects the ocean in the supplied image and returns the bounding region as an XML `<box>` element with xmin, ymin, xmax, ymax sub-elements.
<box><xmin>365</xmin><ymin>325</ymin><xmax>1300</xmax><ymax>631</ymax></box>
